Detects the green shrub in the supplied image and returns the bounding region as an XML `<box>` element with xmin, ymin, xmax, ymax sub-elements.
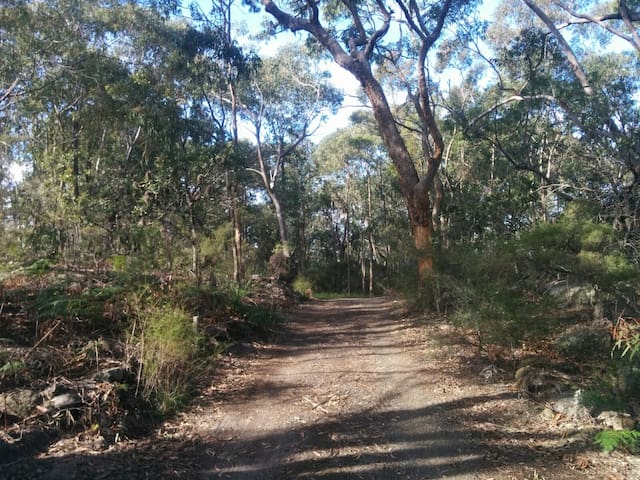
<box><xmin>580</xmin><ymin>389</ymin><xmax>628</xmax><ymax>415</ymax></box>
<box><xmin>433</xmin><ymin>203</ymin><xmax>639</xmax><ymax>349</ymax></box>
<box><xmin>111</xmin><ymin>255</ymin><xmax>127</xmax><ymax>272</ymax></box>
<box><xmin>556</xmin><ymin>323</ymin><xmax>612</xmax><ymax>362</ymax></box>
<box><xmin>32</xmin><ymin>284</ymin><xmax>125</xmax><ymax>327</ymax></box>
<box><xmin>0</xmin><ymin>360</ymin><xmax>25</xmax><ymax>381</ymax></box>
<box><xmin>26</xmin><ymin>258</ymin><xmax>55</xmax><ymax>274</ymax></box>
<box><xmin>292</xmin><ymin>275</ymin><xmax>313</xmax><ymax>296</ymax></box>
<box><xmin>594</xmin><ymin>429</ymin><xmax>640</xmax><ymax>453</ymax></box>
<box><xmin>139</xmin><ymin>306</ymin><xmax>202</xmax><ymax>414</ymax></box>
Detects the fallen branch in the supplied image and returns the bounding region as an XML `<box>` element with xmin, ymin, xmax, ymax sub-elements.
<box><xmin>25</xmin><ymin>320</ymin><xmax>62</xmax><ymax>358</ymax></box>
<box><xmin>302</xmin><ymin>395</ymin><xmax>334</xmax><ymax>413</ymax></box>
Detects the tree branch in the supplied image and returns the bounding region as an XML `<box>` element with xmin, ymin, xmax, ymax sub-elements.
<box><xmin>524</xmin><ymin>0</ymin><xmax>594</xmax><ymax>96</ymax></box>
<box><xmin>556</xmin><ymin>1</ymin><xmax>640</xmax><ymax>53</ymax></box>
<box><xmin>0</xmin><ymin>78</ymin><xmax>20</xmax><ymax>108</ymax></box>
<box><xmin>364</xmin><ymin>0</ymin><xmax>392</xmax><ymax>60</ymax></box>
<box><xmin>262</xmin><ymin>0</ymin><xmax>310</xmax><ymax>32</ymax></box>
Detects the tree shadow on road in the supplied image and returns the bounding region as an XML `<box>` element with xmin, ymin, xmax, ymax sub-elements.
<box><xmin>0</xmin><ymin>391</ymin><xmax>596</xmax><ymax>480</ymax></box>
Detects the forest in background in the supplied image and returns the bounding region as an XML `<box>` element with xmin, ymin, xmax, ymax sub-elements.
<box><xmin>1</xmin><ymin>0</ymin><xmax>640</xmax><ymax>453</ymax></box>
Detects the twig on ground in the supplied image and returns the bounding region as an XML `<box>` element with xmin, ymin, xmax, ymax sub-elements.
<box><xmin>25</xmin><ymin>320</ymin><xmax>62</xmax><ymax>358</ymax></box>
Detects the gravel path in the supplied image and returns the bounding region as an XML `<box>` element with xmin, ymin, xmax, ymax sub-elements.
<box><xmin>200</xmin><ymin>297</ymin><xmax>481</xmax><ymax>479</ymax></box>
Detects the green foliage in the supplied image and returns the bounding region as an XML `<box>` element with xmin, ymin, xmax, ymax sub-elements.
<box><xmin>173</xmin><ymin>281</ymin><xmax>280</xmax><ymax>333</ymax></box>
<box><xmin>521</xmin><ymin>206</ymin><xmax>636</xmax><ymax>290</ymax></box>
<box><xmin>580</xmin><ymin>390</ymin><xmax>628</xmax><ymax>415</ymax></box>
<box><xmin>26</xmin><ymin>259</ymin><xmax>55</xmax><ymax>274</ymax></box>
<box><xmin>138</xmin><ymin>305</ymin><xmax>202</xmax><ymax>414</ymax></box>
<box><xmin>238</xmin><ymin>303</ymin><xmax>281</xmax><ymax>334</ymax></box>
<box><xmin>0</xmin><ymin>360</ymin><xmax>26</xmax><ymax>381</ymax></box>
<box><xmin>111</xmin><ymin>255</ymin><xmax>127</xmax><ymax>272</ymax></box>
<box><xmin>31</xmin><ymin>284</ymin><xmax>125</xmax><ymax>327</ymax></box>
<box><xmin>434</xmin><ymin>241</ymin><xmax>549</xmax><ymax>345</ymax></box>
<box><xmin>173</xmin><ymin>283</ymin><xmax>231</xmax><ymax>313</ymax></box>
<box><xmin>292</xmin><ymin>275</ymin><xmax>313</xmax><ymax>296</ymax></box>
<box><xmin>433</xmin><ymin>202</ymin><xmax>640</xmax><ymax>348</ymax></box>
<box><xmin>614</xmin><ymin>335</ymin><xmax>640</xmax><ymax>361</ymax></box>
<box><xmin>594</xmin><ymin>429</ymin><xmax>640</xmax><ymax>454</ymax></box>
<box><xmin>556</xmin><ymin>324</ymin><xmax>612</xmax><ymax>362</ymax></box>
<box><xmin>612</xmin><ymin>318</ymin><xmax>640</xmax><ymax>370</ymax></box>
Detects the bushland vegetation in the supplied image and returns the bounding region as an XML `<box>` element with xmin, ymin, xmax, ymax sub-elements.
<box><xmin>1</xmin><ymin>0</ymin><xmax>639</xmax><ymax>452</ymax></box>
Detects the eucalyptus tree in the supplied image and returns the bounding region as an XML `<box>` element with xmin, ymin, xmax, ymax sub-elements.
<box><xmin>518</xmin><ymin>1</ymin><xmax>640</xmax><ymax>257</ymax></box>
<box><xmin>0</xmin><ymin>0</ymin><xmax>156</xmax><ymax>261</ymax></box>
<box><xmin>313</xmin><ymin>113</ymin><xmax>406</xmax><ymax>293</ymax></box>
<box><xmin>0</xmin><ymin>0</ymin><xmax>235</xmax><ymax>274</ymax></box>
<box><xmin>258</xmin><ymin>0</ymin><xmax>478</xmax><ymax>286</ymax></box>
<box><xmin>476</xmin><ymin>0</ymin><xmax>640</xmax><ymax>265</ymax></box>
<box><xmin>238</xmin><ymin>44</ymin><xmax>342</xmax><ymax>265</ymax></box>
<box><xmin>199</xmin><ymin>0</ymin><xmax>262</xmax><ymax>283</ymax></box>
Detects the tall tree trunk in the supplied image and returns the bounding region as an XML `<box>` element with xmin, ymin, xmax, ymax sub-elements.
<box><xmin>189</xmin><ymin>205</ymin><xmax>200</xmax><ymax>284</ymax></box>
<box><xmin>255</xmin><ymin>131</ymin><xmax>290</xmax><ymax>259</ymax></box>
<box><xmin>358</xmin><ymin>73</ymin><xmax>436</xmax><ymax>282</ymax></box>
<box><xmin>262</xmin><ymin>0</ymin><xmax>447</xmax><ymax>287</ymax></box>
<box><xmin>361</xmin><ymin>242</ymin><xmax>366</xmax><ymax>295</ymax></box>
<box><xmin>72</xmin><ymin>119</ymin><xmax>80</xmax><ymax>199</ymax></box>
<box><xmin>369</xmin><ymin>258</ymin><xmax>373</xmax><ymax>295</ymax></box>
<box><xmin>231</xmin><ymin>186</ymin><xmax>244</xmax><ymax>283</ymax></box>
<box><xmin>270</xmin><ymin>191</ymin><xmax>290</xmax><ymax>258</ymax></box>
<box><xmin>228</xmin><ymin>82</ymin><xmax>245</xmax><ymax>284</ymax></box>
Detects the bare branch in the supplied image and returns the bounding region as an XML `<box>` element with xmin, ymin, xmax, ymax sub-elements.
<box><xmin>523</xmin><ymin>0</ymin><xmax>594</xmax><ymax>96</ymax></box>
<box><xmin>619</xmin><ymin>0</ymin><xmax>640</xmax><ymax>53</ymax></box>
<box><xmin>0</xmin><ymin>78</ymin><xmax>21</xmax><ymax>108</ymax></box>
<box><xmin>556</xmin><ymin>1</ymin><xmax>640</xmax><ymax>53</ymax></box>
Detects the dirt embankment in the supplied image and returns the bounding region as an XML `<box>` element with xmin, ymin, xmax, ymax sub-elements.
<box><xmin>2</xmin><ymin>297</ymin><xmax>638</xmax><ymax>479</ymax></box>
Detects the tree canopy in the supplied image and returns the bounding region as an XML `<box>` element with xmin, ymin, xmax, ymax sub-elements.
<box><xmin>0</xmin><ymin>0</ymin><xmax>638</xmax><ymax>319</ymax></box>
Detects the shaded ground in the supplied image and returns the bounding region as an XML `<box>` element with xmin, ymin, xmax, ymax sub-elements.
<box><xmin>2</xmin><ymin>297</ymin><xmax>638</xmax><ymax>479</ymax></box>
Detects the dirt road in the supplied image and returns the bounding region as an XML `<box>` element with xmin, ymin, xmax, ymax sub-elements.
<box><xmin>3</xmin><ymin>297</ymin><xmax>637</xmax><ymax>479</ymax></box>
<box><xmin>201</xmin><ymin>297</ymin><xmax>483</xmax><ymax>479</ymax></box>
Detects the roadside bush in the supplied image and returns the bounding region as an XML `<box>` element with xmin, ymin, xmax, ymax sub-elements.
<box><xmin>434</xmin><ymin>242</ymin><xmax>552</xmax><ymax>346</ymax></box>
<box><xmin>138</xmin><ymin>305</ymin><xmax>202</xmax><ymax>414</ymax></box>
<box><xmin>555</xmin><ymin>321</ymin><xmax>612</xmax><ymax>362</ymax></box>
<box><xmin>292</xmin><ymin>275</ymin><xmax>313</xmax><ymax>296</ymax></box>
<box><xmin>435</xmin><ymin>202</ymin><xmax>639</xmax><ymax>349</ymax></box>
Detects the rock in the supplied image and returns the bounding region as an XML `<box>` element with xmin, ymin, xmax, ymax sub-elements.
<box><xmin>94</xmin><ymin>366</ymin><xmax>126</xmax><ymax>382</ymax></box>
<box><xmin>539</xmin><ymin>407</ymin><xmax>555</xmax><ymax>421</ymax></box>
<box><xmin>515</xmin><ymin>366</ymin><xmax>570</xmax><ymax>395</ymax></box>
<box><xmin>40</xmin><ymin>393</ymin><xmax>82</xmax><ymax>413</ymax></box>
<box><xmin>0</xmin><ymin>388</ymin><xmax>39</xmax><ymax>418</ymax></box>
<box><xmin>597</xmin><ymin>411</ymin><xmax>636</xmax><ymax>430</ymax></box>
<box><xmin>41</xmin><ymin>382</ymin><xmax>72</xmax><ymax>400</ymax></box>
<box><xmin>549</xmin><ymin>389</ymin><xmax>592</xmax><ymax>423</ymax></box>
<box><xmin>545</xmin><ymin>280</ymin><xmax>596</xmax><ymax>307</ymax></box>
<box><xmin>479</xmin><ymin>364</ymin><xmax>498</xmax><ymax>381</ymax></box>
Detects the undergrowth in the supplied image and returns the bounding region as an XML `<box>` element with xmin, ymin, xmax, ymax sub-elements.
<box><xmin>135</xmin><ymin>305</ymin><xmax>203</xmax><ymax>415</ymax></box>
<box><xmin>2</xmin><ymin>266</ymin><xmax>288</xmax><ymax>423</ymax></box>
<box><xmin>580</xmin><ymin>389</ymin><xmax>628</xmax><ymax>415</ymax></box>
<box><xmin>594</xmin><ymin>429</ymin><xmax>640</xmax><ymax>453</ymax></box>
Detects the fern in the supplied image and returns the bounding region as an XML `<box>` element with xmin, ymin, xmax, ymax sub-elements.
<box><xmin>594</xmin><ymin>429</ymin><xmax>640</xmax><ymax>453</ymax></box>
<box><xmin>0</xmin><ymin>360</ymin><xmax>25</xmax><ymax>379</ymax></box>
